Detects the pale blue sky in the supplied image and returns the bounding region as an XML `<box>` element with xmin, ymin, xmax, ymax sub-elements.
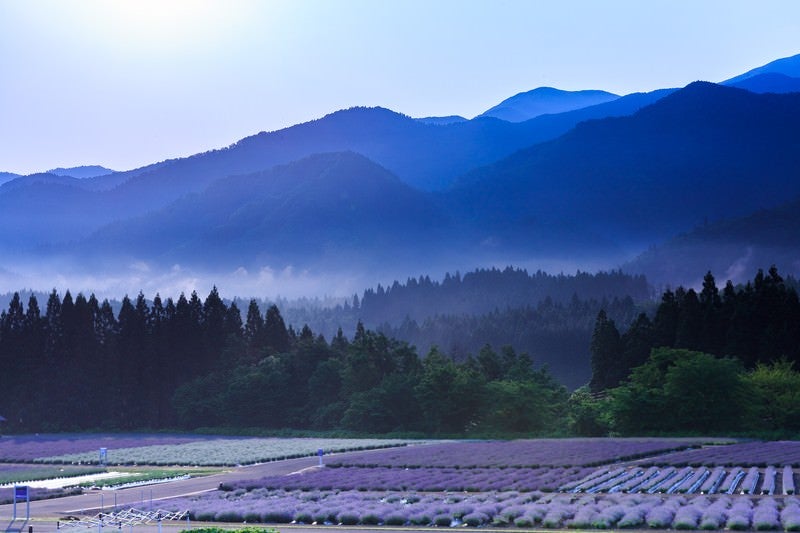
<box><xmin>1</xmin><ymin>0</ymin><xmax>799</xmax><ymax>175</ymax></box>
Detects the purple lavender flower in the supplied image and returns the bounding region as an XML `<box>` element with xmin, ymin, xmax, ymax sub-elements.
<box><xmin>672</xmin><ymin>504</ymin><xmax>702</xmax><ymax>529</ymax></box>
<box><xmin>752</xmin><ymin>499</ymin><xmax>780</xmax><ymax>530</ymax></box>
<box><xmin>781</xmin><ymin>499</ymin><xmax>800</xmax><ymax>531</ymax></box>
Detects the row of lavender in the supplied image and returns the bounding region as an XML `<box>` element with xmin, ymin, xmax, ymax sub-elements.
<box><xmin>160</xmin><ymin>489</ymin><xmax>800</xmax><ymax>530</ymax></box>
<box><xmin>328</xmin><ymin>438</ymin><xmax>712</xmax><ymax>469</ymax></box>
<box><xmin>564</xmin><ymin>466</ymin><xmax>797</xmax><ymax>495</ymax></box>
<box><xmin>639</xmin><ymin>442</ymin><xmax>800</xmax><ymax>468</ymax></box>
<box><xmin>0</xmin><ymin>434</ymin><xmax>218</xmax><ymax>462</ymax></box>
<box><xmin>229</xmin><ymin>466</ymin><xmax>593</xmax><ymax>493</ymax></box>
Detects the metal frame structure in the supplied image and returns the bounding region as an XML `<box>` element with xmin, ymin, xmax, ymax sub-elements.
<box><xmin>57</xmin><ymin>509</ymin><xmax>188</xmax><ymax>531</ymax></box>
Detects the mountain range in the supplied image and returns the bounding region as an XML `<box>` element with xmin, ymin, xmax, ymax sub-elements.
<box><xmin>2</xmin><ymin>52</ymin><xmax>800</xmax><ymax>293</ymax></box>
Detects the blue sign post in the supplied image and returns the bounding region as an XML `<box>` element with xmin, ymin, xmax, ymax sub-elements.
<box><xmin>317</xmin><ymin>448</ymin><xmax>324</xmax><ymax>467</ymax></box>
<box><xmin>13</xmin><ymin>485</ymin><xmax>30</xmax><ymax>521</ymax></box>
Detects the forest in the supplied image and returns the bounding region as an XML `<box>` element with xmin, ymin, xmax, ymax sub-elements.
<box><xmin>0</xmin><ymin>267</ymin><xmax>798</xmax><ymax>437</ymax></box>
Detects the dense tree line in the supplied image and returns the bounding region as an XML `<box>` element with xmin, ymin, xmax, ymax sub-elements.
<box><xmin>589</xmin><ymin>266</ymin><xmax>800</xmax><ymax>392</ymax></box>
<box><xmin>0</xmin><ymin>288</ymin><xmax>567</xmax><ymax>435</ymax></box>
<box><xmin>278</xmin><ymin>267</ymin><xmax>650</xmax><ymax>336</ymax></box>
<box><xmin>271</xmin><ymin>268</ymin><xmax>648</xmax><ymax>389</ymax></box>
<box><xmin>571</xmin><ymin>267</ymin><xmax>800</xmax><ymax>437</ymax></box>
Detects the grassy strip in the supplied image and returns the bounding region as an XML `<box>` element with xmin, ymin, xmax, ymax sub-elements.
<box><xmin>181</xmin><ymin>529</ymin><xmax>278</xmax><ymax>533</ymax></box>
<box><xmin>80</xmin><ymin>467</ymin><xmax>219</xmax><ymax>488</ymax></box>
<box><xmin>0</xmin><ymin>465</ymin><xmax>105</xmax><ymax>485</ymax></box>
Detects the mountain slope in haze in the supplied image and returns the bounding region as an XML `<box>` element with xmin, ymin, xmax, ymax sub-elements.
<box><xmin>478</xmin><ymin>87</ymin><xmax>620</xmax><ymax>122</ymax></box>
<box><xmin>726</xmin><ymin>72</ymin><xmax>800</xmax><ymax>94</ymax></box>
<box><xmin>0</xmin><ymin>98</ymin><xmax>676</xmax><ymax>251</ymax></box>
<box><xmin>47</xmin><ymin>165</ymin><xmax>116</xmax><ymax>179</ymax></box>
<box><xmin>625</xmin><ymin>196</ymin><xmax>800</xmax><ymax>288</ymax></box>
<box><xmin>0</xmin><ymin>172</ymin><xmax>19</xmax><ymax>186</ymax></box>
<box><xmin>80</xmin><ymin>152</ymin><xmax>454</xmax><ymax>273</ymax></box>
<box><xmin>415</xmin><ymin>115</ymin><xmax>468</xmax><ymax>125</ymax></box>
<box><xmin>723</xmin><ymin>52</ymin><xmax>800</xmax><ymax>84</ymax></box>
<box><xmin>449</xmin><ymin>82</ymin><xmax>800</xmax><ymax>251</ymax></box>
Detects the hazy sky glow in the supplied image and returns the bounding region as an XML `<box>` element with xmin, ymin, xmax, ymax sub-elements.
<box><xmin>1</xmin><ymin>0</ymin><xmax>799</xmax><ymax>175</ymax></box>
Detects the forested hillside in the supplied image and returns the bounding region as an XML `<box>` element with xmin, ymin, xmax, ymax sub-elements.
<box><xmin>1</xmin><ymin>267</ymin><xmax>798</xmax><ymax>437</ymax></box>
<box><xmin>575</xmin><ymin>267</ymin><xmax>800</xmax><ymax>437</ymax></box>
<box><xmin>0</xmin><ymin>288</ymin><xmax>567</xmax><ymax>435</ymax></box>
<box><xmin>272</xmin><ymin>268</ymin><xmax>650</xmax><ymax>387</ymax></box>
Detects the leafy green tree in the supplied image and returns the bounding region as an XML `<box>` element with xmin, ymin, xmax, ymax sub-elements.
<box><xmin>480</xmin><ymin>379</ymin><xmax>566</xmax><ymax>434</ymax></box>
<box><xmin>567</xmin><ymin>386</ymin><xmax>611</xmax><ymax>436</ymax></box>
<box><xmin>742</xmin><ymin>360</ymin><xmax>800</xmax><ymax>433</ymax></box>
<box><xmin>609</xmin><ymin>348</ymin><xmax>746</xmax><ymax>434</ymax></box>
<box><xmin>415</xmin><ymin>348</ymin><xmax>485</xmax><ymax>434</ymax></box>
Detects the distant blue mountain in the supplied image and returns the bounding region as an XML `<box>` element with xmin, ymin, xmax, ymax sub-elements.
<box><xmin>46</xmin><ymin>165</ymin><xmax>116</xmax><ymax>179</ymax></box>
<box><xmin>415</xmin><ymin>115</ymin><xmax>468</xmax><ymax>125</ymax></box>
<box><xmin>80</xmin><ymin>152</ymin><xmax>455</xmax><ymax>273</ymax></box>
<box><xmin>478</xmin><ymin>87</ymin><xmax>619</xmax><ymax>122</ymax></box>
<box><xmin>0</xmin><ymin>172</ymin><xmax>19</xmax><ymax>186</ymax></box>
<box><xmin>723</xmin><ymin>52</ymin><xmax>800</xmax><ymax>84</ymax></box>
<box><xmin>1</xmin><ymin>172</ymin><xmax>83</xmax><ymax>193</ymax></box>
<box><xmin>726</xmin><ymin>72</ymin><xmax>800</xmax><ymax>94</ymax></box>
<box><xmin>625</xmin><ymin>195</ymin><xmax>800</xmax><ymax>287</ymax></box>
<box><xmin>449</xmin><ymin>82</ymin><xmax>800</xmax><ymax>253</ymax></box>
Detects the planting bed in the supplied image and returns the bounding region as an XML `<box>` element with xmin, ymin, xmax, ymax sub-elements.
<box><xmin>0</xmin><ymin>463</ymin><xmax>105</xmax><ymax>485</ymax></box>
<box><xmin>35</xmin><ymin>438</ymin><xmax>411</xmax><ymax>466</ymax></box>
<box><xmin>160</xmin><ymin>488</ymin><xmax>800</xmax><ymax>530</ymax></box>
<box><xmin>327</xmin><ymin>438</ymin><xmax>715</xmax><ymax>468</ymax></box>
<box><xmin>0</xmin><ymin>433</ymin><xmax>217</xmax><ymax>462</ymax></box>
<box><xmin>230</xmin><ymin>465</ymin><xmax>594</xmax><ymax>492</ymax></box>
<box><xmin>564</xmin><ymin>465</ymin><xmax>798</xmax><ymax>495</ymax></box>
<box><xmin>638</xmin><ymin>441</ymin><xmax>800</xmax><ymax>468</ymax></box>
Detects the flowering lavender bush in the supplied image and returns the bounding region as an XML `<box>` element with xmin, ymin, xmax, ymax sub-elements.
<box><xmin>752</xmin><ymin>499</ymin><xmax>780</xmax><ymax>530</ymax></box>
<box><xmin>699</xmin><ymin>496</ymin><xmax>729</xmax><ymax>530</ymax></box>
<box><xmin>726</xmin><ymin>499</ymin><xmax>753</xmax><ymax>530</ymax></box>
<box><xmin>672</xmin><ymin>503</ymin><xmax>703</xmax><ymax>529</ymax></box>
<box><xmin>781</xmin><ymin>499</ymin><xmax>800</xmax><ymax>531</ymax></box>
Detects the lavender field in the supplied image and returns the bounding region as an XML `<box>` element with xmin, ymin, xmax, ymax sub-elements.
<box><xmin>154</xmin><ymin>438</ymin><xmax>800</xmax><ymax>531</ymax></box>
<box><xmin>32</xmin><ymin>438</ymin><xmax>411</xmax><ymax>466</ymax></box>
<box><xmin>0</xmin><ymin>433</ymin><xmax>219</xmax><ymax>462</ymax></box>
<box><xmin>565</xmin><ymin>465</ymin><xmax>797</xmax><ymax>495</ymax></box>
<box><xmin>160</xmin><ymin>489</ymin><xmax>800</xmax><ymax>530</ymax></box>
<box><xmin>230</xmin><ymin>465</ymin><xmax>594</xmax><ymax>492</ymax></box>
<box><xmin>639</xmin><ymin>441</ymin><xmax>800</xmax><ymax>468</ymax></box>
<box><xmin>327</xmin><ymin>438</ymin><xmax>715</xmax><ymax>468</ymax></box>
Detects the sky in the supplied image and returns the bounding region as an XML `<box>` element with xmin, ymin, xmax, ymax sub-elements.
<box><xmin>1</xmin><ymin>0</ymin><xmax>799</xmax><ymax>175</ymax></box>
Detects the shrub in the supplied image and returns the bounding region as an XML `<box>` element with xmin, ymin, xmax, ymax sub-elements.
<box><xmin>514</xmin><ymin>516</ymin><xmax>533</xmax><ymax>528</ymax></box>
<box><xmin>384</xmin><ymin>513</ymin><xmax>407</xmax><ymax>526</ymax></box>
<box><xmin>214</xmin><ymin>511</ymin><xmax>243</xmax><ymax>523</ymax></box>
<box><xmin>337</xmin><ymin>512</ymin><xmax>359</xmax><ymax>525</ymax></box>
<box><xmin>408</xmin><ymin>513</ymin><xmax>431</xmax><ymax>526</ymax></box>
<box><xmin>261</xmin><ymin>510</ymin><xmax>293</xmax><ymax>524</ymax></box>
<box><xmin>463</xmin><ymin>512</ymin><xmax>490</xmax><ymax>527</ymax></box>
<box><xmin>433</xmin><ymin>514</ymin><xmax>453</xmax><ymax>527</ymax></box>
<box><xmin>360</xmin><ymin>512</ymin><xmax>381</xmax><ymax>525</ymax></box>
